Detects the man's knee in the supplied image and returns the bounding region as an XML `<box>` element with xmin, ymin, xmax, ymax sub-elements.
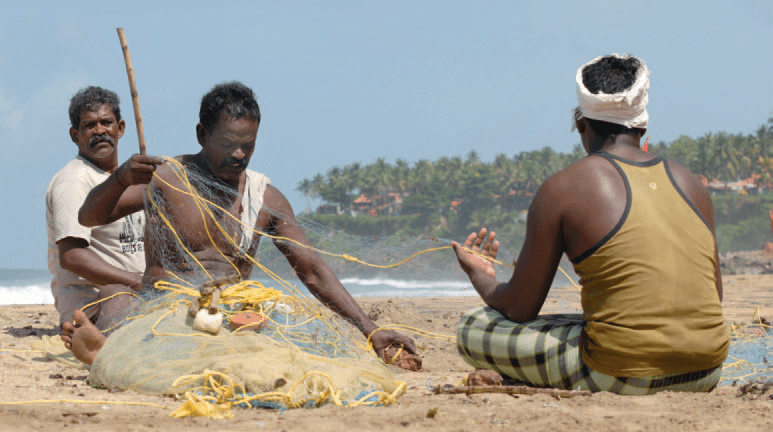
<box><xmin>98</xmin><ymin>284</ymin><xmax>132</xmax><ymax>299</ymax></box>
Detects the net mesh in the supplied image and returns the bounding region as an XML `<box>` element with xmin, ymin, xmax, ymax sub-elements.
<box><xmin>89</xmin><ymin>156</ymin><xmax>517</xmax><ymax>416</ymax></box>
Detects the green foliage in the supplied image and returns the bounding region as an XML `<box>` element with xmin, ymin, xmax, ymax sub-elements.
<box><xmin>712</xmin><ymin>194</ymin><xmax>773</xmax><ymax>225</ymax></box>
<box><xmin>301</xmin><ymin>213</ymin><xmax>422</xmax><ymax>237</ymax></box>
<box><xmin>716</xmin><ymin>215</ymin><xmax>771</xmax><ymax>253</ymax></box>
<box><xmin>297</xmin><ymin>114</ymin><xmax>773</xmax><ymax>252</ymax></box>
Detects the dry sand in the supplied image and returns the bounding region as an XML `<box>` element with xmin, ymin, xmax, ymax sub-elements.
<box><xmin>0</xmin><ymin>274</ymin><xmax>770</xmax><ymax>431</ymax></box>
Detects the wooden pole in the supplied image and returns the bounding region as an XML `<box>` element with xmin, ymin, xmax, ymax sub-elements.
<box><xmin>432</xmin><ymin>385</ymin><xmax>591</xmax><ymax>399</ymax></box>
<box><xmin>116</xmin><ymin>28</ymin><xmax>146</xmax><ymax>155</ymax></box>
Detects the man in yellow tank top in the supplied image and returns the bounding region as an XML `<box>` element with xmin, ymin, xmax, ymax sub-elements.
<box><xmin>453</xmin><ymin>54</ymin><xmax>729</xmax><ymax>394</ymax></box>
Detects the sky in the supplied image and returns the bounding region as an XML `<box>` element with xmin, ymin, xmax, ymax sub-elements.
<box><xmin>1</xmin><ymin>0</ymin><xmax>771</xmax><ymax>269</ymax></box>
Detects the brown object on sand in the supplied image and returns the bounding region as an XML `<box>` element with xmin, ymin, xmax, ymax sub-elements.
<box><xmin>466</xmin><ymin>369</ymin><xmax>504</xmax><ymax>386</ymax></box>
<box><xmin>383</xmin><ymin>345</ymin><xmax>423</xmax><ymax>371</ymax></box>
<box><xmin>229</xmin><ymin>312</ymin><xmax>267</xmax><ymax>331</ymax></box>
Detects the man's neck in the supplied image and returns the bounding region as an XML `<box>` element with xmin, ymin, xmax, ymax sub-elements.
<box><xmin>78</xmin><ymin>153</ymin><xmax>118</xmax><ymax>173</ymax></box>
<box><xmin>597</xmin><ymin>134</ymin><xmax>641</xmax><ymax>154</ymax></box>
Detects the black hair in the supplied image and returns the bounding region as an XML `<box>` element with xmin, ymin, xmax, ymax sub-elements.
<box><xmin>582</xmin><ymin>55</ymin><xmax>640</xmax><ymax>95</ymax></box>
<box><xmin>199</xmin><ymin>81</ymin><xmax>261</xmax><ymax>131</ymax></box>
<box><xmin>581</xmin><ymin>55</ymin><xmax>645</xmax><ymax>151</ymax></box>
<box><xmin>68</xmin><ymin>86</ymin><xmax>121</xmax><ymax>129</ymax></box>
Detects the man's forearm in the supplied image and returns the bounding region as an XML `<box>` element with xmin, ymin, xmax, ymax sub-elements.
<box><xmin>469</xmin><ymin>268</ymin><xmax>500</xmax><ymax>305</ymax></box>
<box><xmin>78</xmin><ymin>173</ymin><xmax>129</xmax><ymax>227</ymax></box>
<box><xmin>302</xmin><ymin>268</ymin><xmax>377</xmax><ymax>336</ymax></box>
<box><xmin>61</xmin><ymin>247</ymin><xmax>142</xmax><ymax>288</ymax></box>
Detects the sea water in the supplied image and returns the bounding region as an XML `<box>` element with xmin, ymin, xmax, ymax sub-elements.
<box><xmin>0</xmin><ymin>268</ymin><xmax>581</xmax><ymax>305</ymax></box>
<box><xmin>0</xmin><ymin>268</ymin><xmax>55</xmax><ymax>305</ymax></box>
<box><xmin>0</xmin><ymin>268</ymin><xmax>481</xmax><ymax>306</ymax></box>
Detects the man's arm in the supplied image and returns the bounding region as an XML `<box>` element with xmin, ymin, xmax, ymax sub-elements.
<box><xmin>453</xmin><ymin>177</ymin><xmax>565</xmax><ymax>322</ymax></box>
<box><xmin>49</xmin><ymin>171</ymin><xmax>144</xmax><ymax>290</ymax></box>
<box><xmin>58</xmin><ymin>237</ymin><xmax>142</xmax><ymax>289</ymax></box>
<box><xmin>261</xmin><ymin>185</ymin><xmax>417</xmax><ymax>357</ymax></box>
<box><xmin>79</xmin><ymin>154</ymin><xmax>162</xmax><ymax>227</ymax></box>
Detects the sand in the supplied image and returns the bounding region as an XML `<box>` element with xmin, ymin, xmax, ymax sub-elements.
<box><xmin>0</xmin><ymin>274</ymin><xmax>770</xmax><ymax>431</ymax></box>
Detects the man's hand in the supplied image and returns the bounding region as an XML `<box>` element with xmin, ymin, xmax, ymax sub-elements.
<box><xmin>369</xmin><ymin>328</ymin><xmax>417</xmax><ymax>360</ymax></box>
<box><xmin>115</xmin><ymin>154</ymin><xmax>163</xmax><ymax>187</ymax></box>
<box><xmin>451</xmin><ymin>228</ymin><xmax>500</xmax><ymax>278</ymax></box>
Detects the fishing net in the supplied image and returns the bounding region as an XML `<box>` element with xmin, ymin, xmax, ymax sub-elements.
<box><xmin>721</xmin><ymin>311</ymin><xmax>772</xmax><ymax>386</ymax></box>
<box><xmin>86</xmin><ymin>156</ymin><xmax>519</xmax><ymax>417</ymax></box>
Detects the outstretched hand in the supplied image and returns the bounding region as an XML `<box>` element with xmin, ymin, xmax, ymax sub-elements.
<box><xmin>451</xmin><ymin>228</ymin><xmax>500</xmax><ymax>278</ymax></box>
<box><xmin>369</xmin><ymin>328</ymin><xmax>417</xmax><ymax>359</ymax></box>
<box><xmin>115</xmin><ymin>154</ymin><xmax>164</xmax><ymax>187</ymax></box>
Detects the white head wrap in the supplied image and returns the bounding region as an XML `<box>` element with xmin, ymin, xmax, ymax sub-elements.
<box><xmin>575</xmin><ymin>54</ymin><xmax>649</xmax><ymax>129</ymax></box>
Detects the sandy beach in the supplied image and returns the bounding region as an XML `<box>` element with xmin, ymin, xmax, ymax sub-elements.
<box><xmin>0</xmin><ymin>274</ymin><xmax>770</xmax><ymax>431</ymax></box>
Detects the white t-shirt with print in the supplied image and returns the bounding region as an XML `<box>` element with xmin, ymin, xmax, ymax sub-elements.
<box><xmin>46</xmin><ymin>156</ymin><xmax>145</xmax><ymax>324</ymax></box>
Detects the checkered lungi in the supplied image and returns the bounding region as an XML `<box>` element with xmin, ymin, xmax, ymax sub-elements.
<box><xmin>456</xmin><ymin>307</ymin><xmax>722</xmax><ymax>395</ymax></box>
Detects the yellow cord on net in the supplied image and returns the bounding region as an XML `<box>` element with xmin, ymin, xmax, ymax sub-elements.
<box><xmin>720</xmin><ymin>308</ymin><xmax>771</xmax><ymax>382</ymax></box>
<box><xmin>167</xmin><ymin>368</ymin><xmax>407</xmax><ymax>418</ymax></box>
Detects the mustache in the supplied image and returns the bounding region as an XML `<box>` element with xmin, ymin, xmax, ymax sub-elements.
<box><xmin>219</xmin><ymin>158</ymin><xmax>247</xmax><ymax>170</ymax></box>
<box><xmin>89</xmin><ymin>134</ymin><xmax>115</xmax><ymax>147</ymax></box>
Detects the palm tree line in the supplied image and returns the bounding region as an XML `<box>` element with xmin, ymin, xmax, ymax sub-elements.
<box><xmin>297</xmin><ymin>115</ymin><xmax>773</xmax><ymax>247</ymax></box>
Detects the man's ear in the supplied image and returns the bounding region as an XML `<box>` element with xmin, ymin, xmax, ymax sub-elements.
<box><xmin>117</xmin><ymin>119</ymin><xmax>126</xmax><ymax>139</ymax></box>
<box><xmin>196</xmin><ymin>123</ymin><xmax>206</xmax><ymax>147</ymax></box>
<box><xmin>69</xmin><ymin>127</ymin><xmax>79</xmax><ymax>145</ymax></box>
<box><xmin>575</xmin><ymin>117</ymin><xmax>586</xmax><ymax>134</ymax></box>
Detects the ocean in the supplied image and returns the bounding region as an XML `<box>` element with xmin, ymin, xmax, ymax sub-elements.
<box><xmin>0</xmin><ymin>268</ymin><xmax>582</xmax><ymax>306</ymax></box>
<box><xmin>0</xmin><ymin>268</ymin><xmax>483</xmax><ymax>306</ymax></box>
<box><xmin>0</xmin><ymin>268</ymin><xmax>55</xmax><ymax>305</ymax></box>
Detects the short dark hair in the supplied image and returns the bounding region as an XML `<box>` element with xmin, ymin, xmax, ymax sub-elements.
<box><xmin>581</xmin><ymin>55</ymin><xmax>645</xmax><ymax>149</ymax></box>
<box><xmin>68</xmin><ymin>86</ymin><xmax>121</xmax><ymax>129</ymax></box>
<box><xmin>199</xmin><ymin>81</ymin><xmax>261</xmax><ymax>131</ymax></box>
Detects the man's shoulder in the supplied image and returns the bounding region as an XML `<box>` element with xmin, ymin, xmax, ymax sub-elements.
<box><xmin>535</xmin><ymin>155</ymin><xmax>618</xmax><ymax>206</ymax></box>
<box><xmin>51</xmin><ymin>156</ymin><xmax>87</xmax><ymax>177</ymax></box>
<box><xmin>544</xmin><ymin>155</ymin><xmax>602</xmax><ymax>186</ymax></box>
<box><xmin>661</xmin><ymin>157</ymin><xmax>707</xmax><ymax>196</ymax></box>
<box><xmin>47</xmin><ymin>157</ymin><xmax>97</xmax><ymax>194</ymax></box>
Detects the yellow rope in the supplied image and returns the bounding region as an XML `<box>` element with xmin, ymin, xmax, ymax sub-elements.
<box><xmin>167</xmin><ymin>368</ymin><xmax>407</xmax><ymax>418</ymax></box>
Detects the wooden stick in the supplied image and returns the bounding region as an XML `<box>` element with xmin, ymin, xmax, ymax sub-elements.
<box><xmin>116</xmin><ymin>28</ymin><xmax>146</xmax><ymax>155</ymax></box>
<box><xmin>432</xmin><ymin>385</ymin><xmax>591</xmax><ymax>399</ymax></box>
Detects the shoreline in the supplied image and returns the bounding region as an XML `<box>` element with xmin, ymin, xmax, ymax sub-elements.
<box><xmin>0</xmin><ymin>275</ymin><xmax>770</xmax><ymax>431</ymax></box>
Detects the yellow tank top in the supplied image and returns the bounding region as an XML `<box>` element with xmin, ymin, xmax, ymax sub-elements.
<box><xmin>571</xmin><ymin>153</ymin><xmax>729</xmax><ymax>377</ymax></box>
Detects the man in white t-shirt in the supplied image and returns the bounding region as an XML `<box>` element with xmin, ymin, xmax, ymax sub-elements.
<box><xmin>46</xmin><ymin>86</ymin><xmax>146</xmax><ymax>330</ymax></box>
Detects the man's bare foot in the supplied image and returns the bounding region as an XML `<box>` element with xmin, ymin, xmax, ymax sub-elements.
<box><xmin>61</xmin><ymin>310</ymin><xmax>106</xmax><ymax>365</ymax></box>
